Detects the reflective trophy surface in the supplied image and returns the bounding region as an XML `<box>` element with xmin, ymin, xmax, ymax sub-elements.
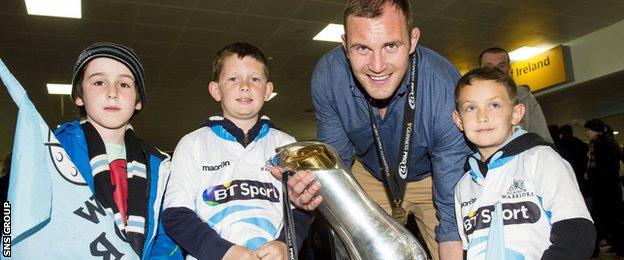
<box><xmin>269</xmin><ymin>142</ymin><xmax>427</xmax><ymax>260</ymax></box>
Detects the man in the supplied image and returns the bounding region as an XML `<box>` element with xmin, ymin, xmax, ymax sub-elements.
<box><xmin>274</xmin><ymin>1</ymin><xmax>468</xmax><ymax>259</ymax></box>
<box><xmin>478</xmin><ymin>47</ymin><xmax>553</xmax><ymax>142</ymax></box>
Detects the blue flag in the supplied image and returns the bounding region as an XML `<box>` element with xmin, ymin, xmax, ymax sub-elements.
<box><xmin>485</xmin><ymin>201</ymin><xmax>505</xmax><ymax>260</ymax></box>
<box><xmin>0</xmin><ymin>59</ymin><xmax>139</xmax><ymax>259</ymax></box>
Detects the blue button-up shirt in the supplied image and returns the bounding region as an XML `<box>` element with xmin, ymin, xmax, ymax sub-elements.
<box><xmin>311</xmin><ymin>46</ymin><xmax>469</xmax><ymax>242</ymax></box>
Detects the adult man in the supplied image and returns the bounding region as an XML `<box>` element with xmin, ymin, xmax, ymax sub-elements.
<box><xmin>277</xmin><ymin>1</ymin><xmax>468</xmax><ymax>259</ymax></box>
<box><xmin>478</xmin><ymin>47</ymin><xmax>553</xmax><ymax>142</ymax></box>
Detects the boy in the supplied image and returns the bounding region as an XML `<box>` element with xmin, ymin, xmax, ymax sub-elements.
<box><xmin>55</xmin><ymin>42</ymin><xmax>182</xmax><ymax>258</ymax></box>
<box><xmin>162</xmin><ymin>42</ymin><xmax>310</xmax><ymax>260</ymax></box>
<box><xmin>451</xmin><ymin>67</ymin><xmax>595</xmax><ymax>259</ymax></box>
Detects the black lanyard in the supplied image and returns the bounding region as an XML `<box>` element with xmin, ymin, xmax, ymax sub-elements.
<box><xmin>281</xmin><ymin>172</ymin><xmax>298</xmax><ymax>260</ymax></box>
<box><xmin>366</xmin><ymin>52</ymin><xmax>418</xmax><ymax>207</ymax></box>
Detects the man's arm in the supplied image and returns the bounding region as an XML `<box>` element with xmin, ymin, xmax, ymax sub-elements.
<box><xmin>429</xmin><ymin>68</ymin><xmax>469</xmax><ymax>259</ymax></box>
<box><xmin>271</xmin><ymin>54</ymin><xmax>355</xmax><ymax>211</ymax></box>
<box><xmin>311</xmin><ymin>54</ymin><xmax>355</xmax><ymax>167</ymax></box>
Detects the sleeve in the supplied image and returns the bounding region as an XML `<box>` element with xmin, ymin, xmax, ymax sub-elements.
<box><xmin>163</xmin><ymin>207</ymin><xmax>234</xmax><ymax>259</ymax></box>
<box><xmin>454</xmin><ymin>185</ymin><xmax>469</xmax><ymax>250</ymax></box>
<box><xmin>147</xmin><ymin>216</ymin><xmax>183</xmax><ymax>259</ymax></box>
<box><xmin>162</xmin><ymin>134</ymin><xmax>234</xmax><ymax>259</ymax></box>
<box><xmin>429</xmin><ymin>70</ymin><xmax>470</xmax><ymax>242</ymax></box>
<box><xmin>541</xmin><ymin>218</ymin><xmax>596</xmax><ymax>260</ymax></box>
<box><xmin>311</xmin><ymin>57</ymin><xmax>355</xmax><ymax>167</ymax></box>
<box><xmin>534</xmin><ymin>147</ymin><xmax>592</xmax><ymax>223</ymax></box>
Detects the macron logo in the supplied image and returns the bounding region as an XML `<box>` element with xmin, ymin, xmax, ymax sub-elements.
<box><xmin>202</xmin><ymin>161</ymin><xmax>230</xmax><ymax>172</ymax></box>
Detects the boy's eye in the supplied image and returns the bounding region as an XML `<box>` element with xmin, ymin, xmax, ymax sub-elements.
<box><xmin>93</xmin><ymin>81</ymin><xmax>104</xmax><ymax>86</ymax></box>
<box><xmin>120</xmin><ymin>83</ymin><xmax>131</xmax><ymax>88</ymax></box>
<box><xmin>251</xmin><ymin>77</ymin><xmax>261</xmax><ymax>82</ymax></box>
<box><xmin>490</xmin><ymin>103</ymin><xmax>501</xmax><ymax>109</ymax></box>
<box><xmin>227</xmin><ymin>77</ymin><xmax>237</xmax><ymax>82</ymax></box>
<box><xmin>464</xmin><ymin>106</ymin><xmax>475</xmax><ymax>112</ymax></box>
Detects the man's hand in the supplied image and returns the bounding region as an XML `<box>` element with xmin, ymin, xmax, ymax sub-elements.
<box><xmin>269</xmin><ymin>167</ymin><xmax>323</xmax><ymax>211</ymax></box>
<box><xmin>255</xmin><ymin>240</ymin><xmax>287</xmax><ymax>260</ymax></box>
<box><xmin>439</xmin><ymin>241</ymin><xmax>463</xmax><ymax>260</ymax></box>
<box><xmin>223</xmin><ymin>245</ymin><xmax>259</xmax><ymax>260</ymax></box>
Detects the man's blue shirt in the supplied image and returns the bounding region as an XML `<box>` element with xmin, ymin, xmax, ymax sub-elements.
<box><xmin>311</xmin><ymin>45</ymin><xmax>469</xmax><ymax>242</ymax></box>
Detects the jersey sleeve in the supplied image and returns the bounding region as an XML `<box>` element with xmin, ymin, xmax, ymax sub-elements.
<box><xmin>533</xmin><ymin>147</ymin><xmax>592</xmax><ymax>223</ymax></box>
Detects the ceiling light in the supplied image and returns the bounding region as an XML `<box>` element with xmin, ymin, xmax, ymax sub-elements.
<box><xmin>313</xmin><ymin>23</ymin><xmax>344</xmax><ymax>43</ymax></box>
<box><xmin>25</xmin><ymin>0</ymin><xmax>81</xmax><ymax>19</ymax></box>
<box><xmin>614</xmin><ymin>131</ymin><xmax>620</xmax><ymax>135</ymax></box>
<box><xmin>508</xmin><ymin>46</ymin><xmax>548</xmax><ymax>61</ymax></box>
<box><xmin>267</xmin><ymin>92</ymin><xmax>277</xmax><ymax>101</ymax></box>
<box><xmin>47</xmin><ymin>83</ymin><xmax>72</xmax><ymax>95</ymax></box>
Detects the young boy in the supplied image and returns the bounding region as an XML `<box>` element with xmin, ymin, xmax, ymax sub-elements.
<box><xmin>55</xmin><ymin>42</ymin><xmax>182</xmax><ymax>258</ymax></box>
<box><xmin>451</xmin><ymin>67</ymin><xmax>595</xmax><ymax>259</ymax></box>
<box><xmin>162</xmin><ymin>42</ymin><xmax>310</xmax><ymax>260</ymax></box>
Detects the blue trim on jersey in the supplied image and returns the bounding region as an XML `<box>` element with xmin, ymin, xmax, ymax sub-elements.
<box><xmin>489</xmin><ymin>156</ymin><xmax>515</xmax><ymax>170</ymax></box>
<box><xmin>256</xmin><ymin>123</ymin><xmax>270</xmax><ymax>140</ymax></box>
<box><xmin>537</xmin><ymin>196</ymin><xmax>553</xmax><ymax>226</ymax></box>
<box><xmin>244</xmin><ymin>237</ymin><xmax>269</xmax><ymax>251</ymax></box>
<box><xmin>210</xmin><ymin>125</ymin><xmax>238</xmax><ymax>142</ymax></box>
<box><xmin>233</xmin><ymin>217</ymin><xmax>278</xmax><ymax>236</ymax></box>
<box><xmin>207</xmin><ymin>205</ymin><xmax>265</xmax><ymax>226</ymax></box>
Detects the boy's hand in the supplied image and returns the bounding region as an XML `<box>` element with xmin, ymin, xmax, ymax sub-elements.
<box><xmin>223</xmin><ymin>245</ymin><xmax>259</xmax><ymax>260</ymax></box>
<box><xmin>255</xmin><ymin>241</ymin><xmax>287</xmax><ymax>260</ymax></box>
<box><xmin>269</xmin><ymin>167</ymin><xmax>323</xmax><ymax>211</ymax></box>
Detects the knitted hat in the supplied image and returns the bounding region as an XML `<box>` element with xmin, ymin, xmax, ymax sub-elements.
<box><xmin>71</xmin><ymin>42</ymin><xmax>146</xmax><ymax>106</ymax></box>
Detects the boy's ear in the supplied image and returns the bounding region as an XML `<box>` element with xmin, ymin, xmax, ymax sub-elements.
<box><xmin>74</xmin><ymin>96</ymin><xmax>84</xmax><ymax>107</ymax></box>
<box><xmin>264</xmin><ymin>82</ymin><xmax>274</xmax><ymax>101</ymax></box>
<box><xmin>134</xmin><ymin>101</ymin><xmax>142</xmax><ymax>111</ymax></box>
<box><xmin>451</xmin><ymin>110</ymin><xmax>464</xmax><ymax>132</ymax></box>
<box><xmin>511</xmin><ymin>103</ymin><xmax>526</xmax><ymax>125</ymax></box>
<box><xmin>208</xmin><ymin>81</ymin><xmax>221</xmax><ymax>101</ymax></box>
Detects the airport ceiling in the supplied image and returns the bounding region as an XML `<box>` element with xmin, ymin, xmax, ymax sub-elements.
<box><xmin>1</xmin><ymin>0</ymin><xmax>624</xmax><ymax>154</ymax></box>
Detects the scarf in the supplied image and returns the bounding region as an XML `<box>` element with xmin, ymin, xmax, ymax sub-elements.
<box><xmin>82</xmin><ymin>121</ymin><xmax>147</xmax><ymax>256</ymax></box>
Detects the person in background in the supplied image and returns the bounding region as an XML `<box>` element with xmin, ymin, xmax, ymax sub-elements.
<box><xmin>584</xmin><ymin>119</ymin><xmax>624</xmax><ymax>257</ymax></box>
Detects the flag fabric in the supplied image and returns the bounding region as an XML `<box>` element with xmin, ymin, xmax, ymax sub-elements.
<box><xmin>0</xmin><ymin>58</ymin><xmax>139</xmax><ymax>259</ymax></box>
<box><xmin>485</xmin><ymin>201</ymin><xmax>506</xmax><ymax>260</ymax></box>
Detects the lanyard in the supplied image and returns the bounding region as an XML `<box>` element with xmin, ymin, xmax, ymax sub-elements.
<box><xmin>281</xmin><ymin>171</ymin><xmax>298</xmax><ymax>260</ymax></box>
<box><xmin>366</xmin><ymin>52</ymin><xmax>418</xmax><ymax>207</ymax></box>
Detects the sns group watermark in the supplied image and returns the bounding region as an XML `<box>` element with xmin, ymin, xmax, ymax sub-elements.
<box><xmin>2</xmin><ymin>201</ymin><xmax>10</xmax><ymax>257</ymax></box>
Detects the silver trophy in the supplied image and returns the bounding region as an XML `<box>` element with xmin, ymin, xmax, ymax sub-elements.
<box><xmin>269</xmin><ymin>141</ymin><xmax>427</xmax><ymax>260</ymax></box>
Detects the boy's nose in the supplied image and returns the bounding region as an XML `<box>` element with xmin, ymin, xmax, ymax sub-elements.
<box><xmin>106</xmin><ymin>87</ymin><xmax>118</xmax><ymax>99</ymax></box>
<box><xmin>477</xmin><ymin>110</ymin><xmax>488</xmax><ymax>123</ymax></box>
<box><xmin>239</xmin><ymin>83</ymin><xmax>251</xmax><ymax>92</ymax></box>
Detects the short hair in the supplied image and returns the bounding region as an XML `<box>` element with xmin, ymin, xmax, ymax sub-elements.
<box><xmin>212</xmin><ymin>42</ymin><xmax>269</xmax><ymax>81</ymax></box>
<box><xmin>455</xmin><ymin>66</ymin><xmax>518</xmax><ymax>110</ymax></box>
<box><xmin>343</xmin><ymin>0</ymin><xmax>413</xmax><ymax>34</ymax></box>
<box><xmin>478</xmin><ymin>47</ymin><xmax>510</xmax><ymax>67</ymax></box>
